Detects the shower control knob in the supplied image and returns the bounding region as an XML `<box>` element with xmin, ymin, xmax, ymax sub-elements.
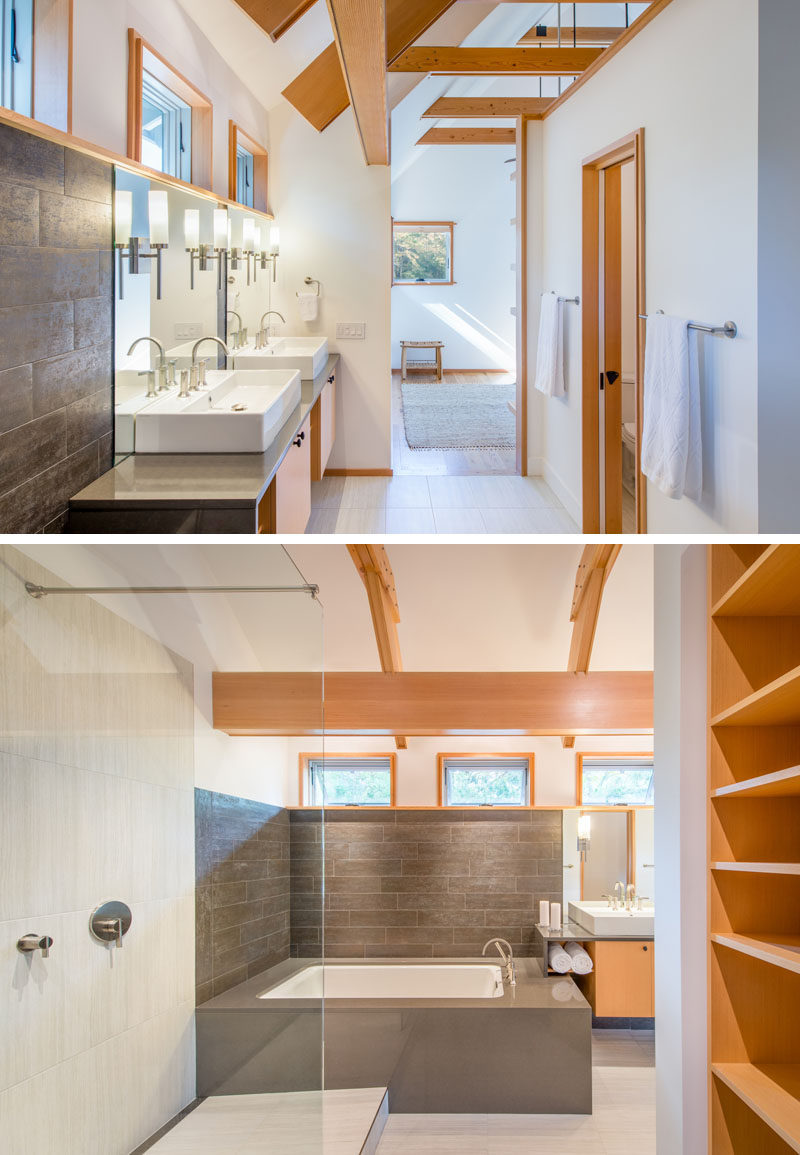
<box><xmin>17</xmin><ymin>934</ymin><xmax>53</xmax><ymax>957</ymax></box>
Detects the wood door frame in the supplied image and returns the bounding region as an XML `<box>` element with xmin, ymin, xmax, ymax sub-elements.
<box><xmin>515</xmin><ymin>116</ymin><xmax>528</xmax><ymax>476</ymax></box>
<box><xmin>581</xmin><ymin>129</ymin><xmax>646</xmax><ymax>533</ymax></box>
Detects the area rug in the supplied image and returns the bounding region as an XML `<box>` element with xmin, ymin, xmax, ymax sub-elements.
<box><xmin>401</xmin><ymin>379</ymin><xmax>516</xmax><ymax>449</ymax></box>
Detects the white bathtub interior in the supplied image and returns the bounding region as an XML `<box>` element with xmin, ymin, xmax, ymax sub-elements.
<box><xmin>258</xmin><ymin>963</ymin><xmax>505</xmax><ymax>1000</ymax></box>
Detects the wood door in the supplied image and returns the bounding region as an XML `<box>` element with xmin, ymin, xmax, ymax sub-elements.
<box><xmin>311</xmin><ymin>371</ymin><xmax>336</xmax><ymax>482</ymax></box>
<box><xmin>260</xmin><ymin>417</ymin><xmax>311</xmax><ymax>533</ymax></box>
<box><xmin>582</xmin><ymin>939</ymin><xmax>654</xmax><ymax>1017</ymax></box>
<box><xmin>603</xmin><ymin>164</ymin><xmax>623</xmax><ymax>533</ymax></box>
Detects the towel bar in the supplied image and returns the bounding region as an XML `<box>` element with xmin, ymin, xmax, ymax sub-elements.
<box><xmin>639</xmin><ymin>311</ymin><xmax>737</xmax><ymax>338</ymax></box>
<box><xmin>545</xmin><ymin>291</ymin><xmax>580</xmax><ymax>305</ymax></box>
<box><xmin>298</xmin><ymin>277</ymin><xmax>321</xmax><ymax>298</ymax></box>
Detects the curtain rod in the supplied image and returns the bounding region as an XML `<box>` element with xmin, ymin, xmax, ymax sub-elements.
<box><xmin>25</xmin><ymin>582</ymin><xmax>319</xmax><ymax>599</ymax></box>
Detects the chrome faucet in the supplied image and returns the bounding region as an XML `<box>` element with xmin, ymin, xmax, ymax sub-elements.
<box><xmin>227</xmin><ymin>311</ymin><xmax>244</xmax><ymax>350</ymax></box>
<box><xmin>191</xmin><ymin>337</ymin><xmax>229</xmax><ymax>384</ymax></box>
<box><xmin>127</xmin><ymin>336</ymin><xmax>168</xmax><ymax>396</ymax></box>
<box><xmin>626</xmin><ymin>883</ymin><xmax>637</xmax><ymax>911</ymax></box>
<box><xmin>17</xmin><ymin>934</ymin><xmax>53</xmax><ymax>958</ymax></box>
<box><xmin>258</xmin><ymin>310</ymin><xmax>286</xmax><ymax>349</ymax></box>
<box><xmin>614</xmin><ymin>881</ymin><xmax>625</xmax><ymax>910</ymax></box>
<box><xmin>482</xmin><ymin>937</ymin><xmax>516</xmax><ymax>987</ymax></box>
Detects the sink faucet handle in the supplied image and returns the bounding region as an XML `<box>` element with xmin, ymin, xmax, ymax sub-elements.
<box><xmin>138</xmin><ymin>369</ymin><xmax>157</xmax><ymax>399</ymax></box>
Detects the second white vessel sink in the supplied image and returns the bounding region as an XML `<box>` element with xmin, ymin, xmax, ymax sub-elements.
<box><xmin>135</xmin><ymin>369</ymin><xmax>301</xmax><ymax>454</ymax></box>
<box><xmin>234</xmin><ymin>336</ymin><xmax>329</xmax><ymax>381</ymax></box>
<box><xmin>568</xmin><ymin>901</ymin><xmax>655</xmax><ymax>937</ymax></box>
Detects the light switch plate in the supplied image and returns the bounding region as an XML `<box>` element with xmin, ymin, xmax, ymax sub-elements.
<box><xmin>175</xmin><ymin>322</ymin><xmax>203</xmax><ymax>340</ymax></box>
<box><xmin>336</xmin><ymin>322</ymin><xmax>366</xmax><ymax>340</ymax></box>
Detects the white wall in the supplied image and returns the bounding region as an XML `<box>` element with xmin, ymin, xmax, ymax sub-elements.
<box><xmin>0</xmin><ymin>546</ymin><xmax>196</xmax><ymax>1155</ymax></box>
<box><xmin>654</xmin><ymin>544</ymin><xmax>708</xmax><ymax>1154</ymax></box>
<box><xmin>532</xmin><ymin>0</ymin><xmax>759</xmax><ymax>532</ymax></box>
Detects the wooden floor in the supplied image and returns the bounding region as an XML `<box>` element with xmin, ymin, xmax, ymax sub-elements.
<box><xmin>392</xmin><ymin>370</ymin><xmax>517</xmax><ymax>477</ymax></box>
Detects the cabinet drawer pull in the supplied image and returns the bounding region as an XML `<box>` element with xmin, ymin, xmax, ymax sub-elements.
<box><xmin>294</xmin><ymin>435</ymin><xmax>304</xmax><ymax>447</ymax></box>
<box><xmin>642</xmin><ymin>945</ymin><xmax>648</xmax><ymax>952</ymax></box>
<box><xmin>327</xmin><ymin>375</ymin><xmax>335</xmax><ymax>384</ymax></box>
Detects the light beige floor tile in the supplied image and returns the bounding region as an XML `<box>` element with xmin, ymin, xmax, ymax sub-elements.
<box><xmin>310</xmin><ymin>476</ymin><xmax>346</xmax><ymax>508</ymax></box>
<box><xmin>334</xmin><ymin>508</ymin><xmax>387</xmax><ymax>534</ymax></box>
<box><xmin>340</xmin><ymin>477</ymin><xmax>390</xmax><ymax>508</ymax></box>
<box><xmin>306</xmin><ymin>507</ymin><xmax>339</xmax><ymax>534</ymax></box>
<box><xmin>479</xmin><ymin>506</ymin><xmax>567</xmax><ymax>534</ymax></box>
<box><xmin>467</xmin><ymin>475</ymin><xmax>561</xmax><ymax>510</ymax></box>
<box><xmin>427</xmin><ymin>475</ymin><xmax>479</xmax><ymax>508</ymax></box>
<box><xmin>385</xmin><ymin>476</ymin><xmax>432</xmax><ymax>508</ymax></box>
<box><xmin>432</xmin><ymin>508</ymin><xmax>486</xmax><ymax>534</ymax></box>
<box><xmin>385</xmin><ymin>507</ymin><xmax>436</xmax><ymax>534</ymax></box>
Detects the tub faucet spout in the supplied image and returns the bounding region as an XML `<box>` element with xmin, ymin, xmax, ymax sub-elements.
<box><xmin>482</xmin><ymin>937</ymin><xmax>516</xmax><ymax>987</ymax></box>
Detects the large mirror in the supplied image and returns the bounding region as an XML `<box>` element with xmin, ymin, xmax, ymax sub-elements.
<box><xmin>562</xmin><ymin>808</ymin><xmax>655</xmax><ymax>906</ymax></box>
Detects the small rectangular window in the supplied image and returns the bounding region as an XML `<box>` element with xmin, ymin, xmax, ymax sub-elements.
<box><xmin>236</xmin><ymin>143</ymin><xmax>254</xmax><ymax>208</ymax></box>
<box><xmin>1</xmin><ymin>0</ymin><xmax>33</xmax><ymax>117</ymax></box>
<box><xmin>440</xmin><ymin>757</ymin><xmax>532</xmax><ymax>807</ymax></box>
<box><xmin>141</xmin><ymin>70</ymin><xmax>192</xmax><ymax>183</ymax></box>
<box><xmin>393</xmin><ymin>221</ymin><xmax>454</xmax><ymax>285</ymax></box>
<box><xmin>306</xmin><ymin>756</ymin><xmax>395</xmax><ymax>807</ymax></box>
<box><xmin>579</xmin><ymin>758</ymin><xmax>654</xmax><ymax>806</ymax></box>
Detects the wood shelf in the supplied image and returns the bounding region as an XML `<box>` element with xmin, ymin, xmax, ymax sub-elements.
<box><xmin>712</xmin><ymin>862</ymin><xmax>800</xmax><ymax>875</ymax></box>
<box><xmin>712</xmin><ymin>766</ymin><xmax>800</xmax><ymax>799</ymax></box>
<box><xmin>712</xmin><ymin>1064</ymin><xmax>800</xmax><ymax>1154</ymax></box>
<box><xmin>710</xmin><ymin>666</ymin><xmax>800</xmax><ymax>728</ymax></box>
<box><xmin>711</xmin><ymin>932</ymin><xmax>800</xmax><ymax>976</ymax></box>
<box><xmin>712</xmin><ymin>546</ymin><xmax>800</xmax><ymax>618</ymax></box>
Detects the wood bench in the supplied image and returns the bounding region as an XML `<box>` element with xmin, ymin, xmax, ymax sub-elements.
<box><xmin>400</xmin><ymin>340</ymin><xmax>444</xmax><ymax>382</ymax></box>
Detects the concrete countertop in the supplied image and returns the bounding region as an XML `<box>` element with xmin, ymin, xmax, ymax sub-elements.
<box><xmin>197</xmin><ymin>956</ymin><xmax>591</xmax><ymax>1014</ymax></box>
<box><xmin>535</xmin><ymin>920</ymin><xmax>655</xmax><ymax>943</ymax></box>
<box><xmin>69</xmin><ymin>354</ymin><xmax>339</xmax><ymax>511</ymax></box>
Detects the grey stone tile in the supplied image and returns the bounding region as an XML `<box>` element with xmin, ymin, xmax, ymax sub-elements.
<box><xmin>0</xmin><ymin>183</ymin><xmax>38</xmax><ymax>246</ymax></box>
<box><xmin>386</xmin><ymin>927</ymin><xmax>454</xmax><ymax>945</ymax></box>
<box><xmin>0</xmin><ymin>363</ymin><xmax>33</xmax><ymax>434</ymax></box>
<box><xmin>396</xmin><ymin>892</ymin><xmax>468</xmax><ymax>911</ymax></box>
<box><xmin>349</xmin><ymin>909</ymin><xmax>418</xmax><ymax>927</ymax></box>
<box><xmin>212</xmin><ymin>881</ymin><xmax>247</xmax><ymax>908</ymax></box>
<box><xmin>396</xmin><ymin>809</ymin><xmax>459</xmax><ymax>824</ymax></box>
<box><xmin>73</xmin><ymin>295</ymin><xmax>111</xmax><ymax>347</ymax></box>
<box><xmin>0</xmin><ymin>123</ymin><xmax>64</xmax><ymax>191</ymax></box>
<box><xmin>241</xmin><ymin>912</ymin><xmax>289</xmax><ymax>944</ymax></box>
<box><xmin>0</xmin><ymin>409</ymin><xmax>66</xmax><ymax>495</ymax></box>
<box><xmin>195</xmin><ymin>886</ymin><xmax>213</xmax><ymax>990</ymax></box>
<box><xmin>213</xmin><ymin>900</ymin><xmax>264</xmax><ymax>932</ymax></box>
<box><xmin>66</xmin><ymin>387</ymin><xmax>111</xmax><ymax>453</ymax></box>
<box><xmin>324</xmin><ymin>928</ymin><xmax>387</xmax><ymax>946</ymax></box>
<box><xmin>417</xmin><ymin>910</ymin><xmax>487</xmax><ymax>928</ymax></box>
<box><xmin>64</xmin><ymin>150</ymin><xmax>112</xmax><ymax>205</ymax></box>
<box><xmin>335</xmin><ymin>858</ymin><xmax>403</xmax><ymax>876</ymax></box>
<box><xmin>0</xmin><ymin>441</ymin><xmax>97</xmax><ymax>532</ymax></box>
<box><xmin>0</xmin><ymin>300</ymin><xmax>73</xmax><ymax>372</ymax></box>
<box><xmin>195</xmin><ymin>980</ymin><xmax>213</xmax><ymax>1005</ymax></box>
<box><xmin>41</xmin><ymin>510</ymin><xmax>69</xmax><ymax>533</ymax></box>
<box><xmin>212</xmin><ymin>858</ymin><xmax>268</xmax><ymax>884</ymax></box>
<box><xmin>211</xmin><ymin>926</ymin><xmax>242</xmax><ymax>957</ymax></box>
<box><xmin>212</xmin><ymin>965</ymin><xmax>249</xmax><ymax>998</ymax></box>
<box><xmin>365</xmin><ymin>944</ymin><xmax>433</xmax><ymax>958</ymax></box>
<box><xmin>0</xmin><ymin>247</ymin><xmax>101</xmax><ymax>307</ymax></box>
<box><xmin>38</xmin><ymin>190</ymin><xmax>111</xmax><ymax>249</ymax></box>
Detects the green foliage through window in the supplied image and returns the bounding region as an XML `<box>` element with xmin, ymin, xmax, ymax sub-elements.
<box><xmin>443</xmin><ymin>760</ymin><xmax>530</xmax><ymax>807</ymax></box>
<box><xmin>393</xmin><ymin>224</ymin><xmax>452</xmax><ymax>284</ymax></box>
<box><xmin>581</xmin><ymin>761</ymin><xmax>654</xmax><ymax>806</ymax></box>
<box><xmin>309</xmin><ymin>759</ymin><xmax>392</xmax><ymax>806</ymax></box>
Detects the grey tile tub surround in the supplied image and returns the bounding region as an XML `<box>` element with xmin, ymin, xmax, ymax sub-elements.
<box><xmin>290</xmin><ymin>807</ymin><xmax>563</xmax><ymax>960</ymax></box>
<box><xmin>0</xmin><ymin>122</ymin><xmax>113</xmax><ymax>532</ymax></box>
<box><xmin>195</xmin><ymin>789</ymin><xmax>293</xmax><ymax>1004</ymax></box>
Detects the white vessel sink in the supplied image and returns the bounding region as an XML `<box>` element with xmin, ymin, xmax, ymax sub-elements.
<box><xmin>135</xmin><ymin>369</ymin><xmax>301</xmax><ymax>454</ymax></box>
<box><xmin>114</xmin><ymin>371</ymin><xmax>161</xmax><ymax>455</ymax></box>
<box><xmin>568</xmin><ymin>901</ymin><xmax>655</xmax><ymax>937</ymax></box>
<box><xmin>234</xmin><ymin>336</ymin><xmax>329</xmax><ymax>381</ymax></box>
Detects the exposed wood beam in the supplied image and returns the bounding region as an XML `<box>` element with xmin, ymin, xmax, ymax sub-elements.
<box><xmin>422</xmin><ymin>97</ymin><xmax>553</xmax><ymax>119</ymax></box>
<box><xmin>212</xmin><ymin>671</ymin><xmax>654</xmax><ymax>736</ymax></box>
<box><xmin>386</xmin><ymin>0</ymin><xmax>459</xmax><ymax>65</ymax></box>
<box><xmin>347</xmin><ymin>545</ymin><xmax>406</xmax><ymax>748</ymax></box>
<box><xmin>417</xmin><ymin>127</ymin><xmax>517</xmax><ymax>145</ymax></box>
<box><xmin>561</xmin><ymin>546</ymin><xmax>622</xmax><ymax>747</ymax></box>
<box><xmin>326</xmin><ymin>0</ymin><xmax>389</xmax><ymax>165</ymax></box>
<box><xmin>232</xmin><ymin>0</ymin><xmax>317</xmax><ymax>41</ymax></box>
<box><xmin>281</xmin><ymin>43</ymin><xmax>350</xmax><ymax>132</ymax></box>
<box><xmin>388</xmin><ymin>46</ymin><xmax>604</xmax><ymax>74</ymax></box>
<box><xmin>518</xmin><ymin>25</ymin><xmax>625</xmax><ymax>46</ymax></box>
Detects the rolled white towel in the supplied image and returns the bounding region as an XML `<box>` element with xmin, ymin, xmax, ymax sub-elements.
<box><xmin>298</xmin><ymin>292</ymin><xmax>319</xmax><ymax>322</ymax></box>
<box><xmin>548</xmin><ymin>943</ymin><xmax>572</xmax><ymax>974</ymax></box>
<box><xmin>564</xmin><ymin>941</ymin><xmax>593</xmax><ymax>975</ymax></box>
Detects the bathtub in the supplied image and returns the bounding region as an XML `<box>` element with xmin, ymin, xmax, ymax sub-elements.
<box><xmin>258</xmin><ymin>963</ymin><xmax>505</xmax><ymax>1001</ymax></box>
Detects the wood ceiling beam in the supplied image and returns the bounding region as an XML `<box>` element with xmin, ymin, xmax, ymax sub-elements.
<box><xmin>348</xmin><ymin>545</ymin><xmax>406</xmax><ymax>748</ymax></box>
<box><xmin>325</xmin><ymin>0</ymin><xmax>389</xmax><ymax>165</ymax></box>
<box><xmin>281</xmin><ymin>42</ymin><xmax>351</xmax><ymax>132</ymax></box>
<box><xmin>417</xmin><ymin>127</ymin><xmax>517</xmax><ymax>145</ymax></box>
<box><xmin>386</xmin><ymin>0</ymin><xmax>459</xmax><ymax>65</ymax></box>
<box><xmin>212</xmin><ymin>671</ymin><xmax>654</xmax><ymax>736</ymax></box>
<box><xmin>422</xmin><ymin>97</ymin><xmax>553</xmax><ymax>119</ymax></box>
<box><xmin>562</xmin><ymin>545</ymin><xmax>622</xmax><ymax>748</ymax></box>
<box><xmin>518</xmin><ymin>25</ymin><xmax>625</xmax><ymax>46</ymax></box>
<box><xmin>388</xmin><ymin>46</ymin><xmax>604</xmax><ymax>74</ymax></box>
<box><xmin>232</xmin><ymin>0</ymin><xmax>317</xmax><ymax>41</ymax></box>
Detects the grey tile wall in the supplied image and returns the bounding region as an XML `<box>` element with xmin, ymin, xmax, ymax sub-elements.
<box><xmin>0</xmin><ymin>123</ymin><xmax>113</xmax><ymax>532</ymax></box>
<box><xmin>195</xmin><ymin>790</ymin><xmax>292</xmax><ymax>1004</ymax></box>
<box><xmin>289</xmin><ymin>809</ymin><xmax>563</xmax><ymax>960</ymax></box>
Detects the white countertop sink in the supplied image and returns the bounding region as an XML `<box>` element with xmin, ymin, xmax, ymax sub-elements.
<box><xmin>233</xmin><ymin>336</ymin><xmax>329</xmax><ymax>381</ymax></box>
<box><xmin>568</xmin><ymin>901</ymin><xmax>655</xmax><ymax>937</ymax></box>
<box><xmin>134</xmin><ymin>369</ymin><xmax>301</xmax><ymax>454</ymax></box>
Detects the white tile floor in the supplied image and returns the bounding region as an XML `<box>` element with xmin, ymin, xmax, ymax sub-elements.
<box><xmin>307</xmin><ymin>475</ymin><xmax>579</xmax><ymax>535</ymax></box>
<box><xmin>376</xmin><ymin>1030</ymin><xmax>655</xmax><ymax>1155</ymax></box>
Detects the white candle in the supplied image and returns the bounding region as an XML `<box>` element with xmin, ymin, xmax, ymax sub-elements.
<box><xmin>549</xmin><ymin>902</ymin><xmax>562</xmax><ymax>931</ymax></box>
<box><xmin>213</xmin><ymin>208</ymin><xmax>228</xmax><ymax>250</ymax></box>
<box><xmin>148</xmin><ymin>190</ymin><xmax>169</xmax><ymax>245</ymax></box>
<box><xmin>184</xmin><ymin>209</ymin><xmax>200</xmax><ymax>250</ymax></box>
<box><xmin>114</xmin><ymin>190</ymin><xmax>132</xmax><ymax>245</ymax></box>
<box><xmin>539</xmin><ymin>901</ymin><xmax>550</xmax><ymax>927</ymax></box>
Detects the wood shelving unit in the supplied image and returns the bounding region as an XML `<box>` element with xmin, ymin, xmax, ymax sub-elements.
<box><xmin>709</xmin><ymin>545</ymin><xmax>800</xmax><ymax>1154</ymax></box>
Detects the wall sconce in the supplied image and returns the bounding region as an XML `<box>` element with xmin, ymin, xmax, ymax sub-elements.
<box><xmin>577</xmin><ymin>814</ymin><xmax>591</xmax><ymax>861</ymax></box>
<box><xmin>229</xmin><ymin>217</ymin><xmax>280</xmax><ymax>286</ymax></box>
<box><xmin>185</xmin><ymin>207</ymin><xmax>228</xmax><ymax>291</ymax></box>
<box><xmin>269</xmin><ymin>225</ymin><xmax>280</xmax><ymax>282</ymax></box>
<box><xmin>114</xmin><ymin>189</ymin><xmax>169</xmax><ymax>300</ymax></box>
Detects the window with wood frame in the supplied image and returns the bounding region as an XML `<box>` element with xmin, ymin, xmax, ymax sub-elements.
<box><xmin>127</xmin><ymin>29</ymin><xmax>213</xmax><ymax>189</ymax></box>
<box><xmin>576</xmin><ymin>754</ymin><xmax>654</xmax><ymax>807</ymax></box>
<box><xmin>392</xmin><ymin>221</ymin><xmax>455</xmax><ymax>285</ymax></box>
<box><xmin>437</xmin><ymin>754</ymin><xmax>534</xmax><ymax>807</ymax></box>
<box><xmin>299</xmin><ymin>754</ymin><xmax>396</xmax><ymax>807</ymax></box>
<box><xmin>228</xmin><ymin>121</ymin><xmax>268</xmax><ymax>213</ymax></box>
<box><xmin>0</xmin><ymin>0</ymin><xmax>72</xmax><ymax>130</ymax></box>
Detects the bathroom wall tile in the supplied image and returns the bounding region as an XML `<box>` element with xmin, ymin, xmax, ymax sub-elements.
<box><xmin>32</xmin><ymin>338</ymin><xmax>112</xmax><ymax>413</ymax></box>
<box><xmin>0</xmin><ymin>183</ymin><xmax>39</xmax><ymax>245</ymax></box>
<box><xmin>0</xmin><ymin>408</ymin><xmax>66</xmax><ymax>495</ymax></box>
<box><xmin>0</xmin><ymin>299</ymin><xmax>74</xmax><ymax>371</ymax></box>
<box><xmin>0</xmin><ymin>246</ymin><xmax>100</xmax><ymax>307</ymax></box>
<box><xmin>0</xmin><ymin>123</ymin><xmax>64</xmax><ymax>192</ymax></box>
<box><xmin>0</xmin><ymin>362</ymin><xmax>33</xmax><ymax>433</ymax></box>
<box><xmin>0</xmin><ymin>442</ymin><xmax>99</xmax><ymax>532</ymax></box>
<box><xmin>73</xmin><ymin>294</ymin><xmax>111</xmax><ymax>347</ymax></box>
<box><xmin>68</xmin><ymin>379</ymin><xmax>115</xmax><ymax>453</ymax></box>
<box><xmin>38</xmin><ymin>190</ymin><xmax>111</xmax><ymax>250</ymax></box>
<box><xmin>63</xmin><ymin>150</ymin><xmax>112</xmax><ymax>205</ymax></box>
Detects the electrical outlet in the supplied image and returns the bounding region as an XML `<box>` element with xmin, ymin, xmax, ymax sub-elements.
<box><xmin>174</xmin><ymin>322</ymin><xmax>203</xmax><ymax>340</ymax></box>
<box><xmin>336</xmin><ymin>322</ymin><xmax>366</xmax><ymax>340</ymax></box>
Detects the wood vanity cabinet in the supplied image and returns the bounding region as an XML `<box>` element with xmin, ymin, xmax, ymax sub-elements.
<box><xmin>311</xmin><ymin>366</ymin><xmax>336</xmax><ymax>481</ymax></box>
<box><xmin>258</xmin><ymin>416</ymin><xmax>311</xmax><ymax>534</ymax></box>
<box><xmin>576</xmin><ymin>940</ymin><xmax>654</xmax><ymax>1018</ymax></box>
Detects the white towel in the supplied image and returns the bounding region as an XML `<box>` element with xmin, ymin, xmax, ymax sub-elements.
<box><xmin>564</xmin><ymin>941</ymin><xmax>593</xmax><ymax>975</ymax></box>
<box><xmin>641</xmin><ymin>314</ymin><xmax>702</xmax><ymax>500</ymax></box>
<box><xmin>548</xmin><ymin>943</ymin><xmax>572</xmax><ymax>974</ymax></box>
<box><xmin>534</xmin><ymin>294</ymin><xmax>565</xmax><ymax>397</ymax></box>
<box><xmin>298</xmin><ymin>292</ymin><xmax>319</xmax><ymax>322</ymax></box>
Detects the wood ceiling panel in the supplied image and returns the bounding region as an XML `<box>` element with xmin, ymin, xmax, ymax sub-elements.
<box><xmin>233</xmin><ymin>0</ymin><xmax>317</xmax><ymax>41</ymax></box>
<box><xmin>386</xmin><ymin>0</ymin><xmax>459</xmax><ymax>64</ymax></box>
<box><xmin>388</xmin><ymin>46</ymin><xmax>605</xmax><ymax>74</ymax></box>
<box><xmin>326</xmin><ymin>0</ymin><xmax>389</xmax><ymax>164</ymax></box>
<box><xmin>281</xmin><ymin>42</ymin><xmax>350</xmax><ymax>132</ymax></box>
<box><xmin>417</xmin><ymin>127</ymin><xmax>517</xmax><ymax>145</ymax></box>
<box><xmin>422</xmin><ymin>97</ymin><xmax>552</xmax><ymax>118</ymax></box>
<box><xmin>518</xmin><ymin>25</ymin><xmax>625</xmax><ymax>46</ymax></box>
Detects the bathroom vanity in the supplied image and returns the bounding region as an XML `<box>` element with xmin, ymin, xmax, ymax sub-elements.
<box><xmin>536</xmin><ymin>921</ymin><xmax>655</xmax><ymax>1018</ymax></box>
<box><xmin>68</xmin><ymin>355</ymin><xmax>338</xmax><ymax>533</ymax></box>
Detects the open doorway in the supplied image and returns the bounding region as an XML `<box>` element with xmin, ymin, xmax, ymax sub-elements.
<box><xmin>581</xmin><ymin>130</ymin><xmax>646</xmax><ymax>533</ymax></box>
